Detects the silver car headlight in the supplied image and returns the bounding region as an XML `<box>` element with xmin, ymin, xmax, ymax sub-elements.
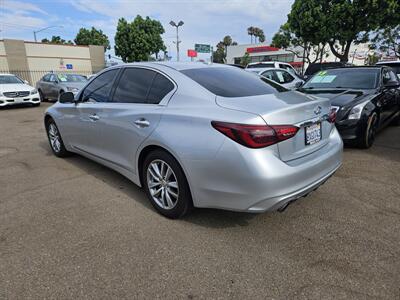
<box><xmin>348</xmin><ymin>100</ymin><xmax>370</xmax><ymax>120</ymax></box>
<box><xmin>67</xmin><ymin>87</ymin><xmax>79</xmax><ymax>92</ymax></box>
<box><xmin>30</xmin><ymin>88</ymin><xmax>38</xmax><ymax>95</ymax></box>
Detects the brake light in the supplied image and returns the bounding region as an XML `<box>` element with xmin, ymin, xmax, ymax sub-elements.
<box><xmin>211</xmin><ymin>121</ymin><xmax>299</xmax><ymax>148</ymax></box>
<box><xmin>328</xmin><ymin>107</ymin><xmax>337</xmax><ymax>123</ymax></box>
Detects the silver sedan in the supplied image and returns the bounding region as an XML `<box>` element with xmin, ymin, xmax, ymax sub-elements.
<box><xmin>44</xmin><ymin>62</ymin><xmax>343</xmax><ymax>218</ymax></box>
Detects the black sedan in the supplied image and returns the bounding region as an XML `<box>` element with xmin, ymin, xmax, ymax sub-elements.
<box><xmin>299</xmin><ymin>66</ymin><xmax>400</xmax><ymax>148</ymax></box>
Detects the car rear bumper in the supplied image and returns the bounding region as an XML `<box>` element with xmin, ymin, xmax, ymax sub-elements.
<box><xmin>184</xmin><ymin>126</ymin><xmax>343</xmax><ymax>212</ymax></box>
<box><xmin>0</xmin><ymin>93</ymin><xmax>41</xmax><ymax>107</ymax></box>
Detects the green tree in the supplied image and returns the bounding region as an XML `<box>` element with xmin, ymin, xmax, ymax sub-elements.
<box><xmin>41</xmin><ymin>36</ymin><xmax>73</xmax><ymax>45</ymax></box>
<box><xmin>75</xmin><ymin>27</ymin><xmax>110</xmax><ymax>51</ymax></box>
<box><xmin>240</xmin><ymin>52</ymin><xmax>251</xmax><ymax>66</ymax></box>
<box><xmin>371</xmin><ymin>25</ymin><xmax>400</xmax><ymax>59</ymax></box>
<box><xmin>253</xmin><ymin>27</ymin><xmax>266</xmax><ymax>43</ymax></box>
<box><xmin>114</xmin><ymin>16</ymin><xmax>166</xmax><ymax>62</ymax></box>
<box><xmin>213</xmin><ymin>35</ymin><xmax>237</xmax><ymax>63</ymax></box>
<box><xmin>271</xmin><ymin>23</ymin><xmax>328</xmax><ymax>64</ymax></box>
<box><xmin>287</xmin><ymin>0</ymin><xmax>399</xmax><ymax>62</ymax></box>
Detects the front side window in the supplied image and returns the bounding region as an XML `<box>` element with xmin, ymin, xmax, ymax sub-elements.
<box><xmin>181</xmin><ymin>67</ymin><xmax>287</xmax><ymax>97</ymax></box>
<box><xmin>49</xmin><ymin>74</ymin><xmax>57</xmax><ymax>82</ymax></box>
<box><xmin>112</xmin><ymin>68</ymin><xmax>156</xmax><ymax>104</ymax></box>
<box><xmin>81</xmin><ymin>69</ymin><xmax>118</xmax><ymax>102</ymax></box>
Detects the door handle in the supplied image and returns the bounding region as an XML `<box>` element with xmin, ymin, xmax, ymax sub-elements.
<box><xmin>89</xmin><ymin>114</ymin><xmax>100</xmax><ymax>121</ymax></box>
<box><xmin>134</xmin><ymin>118</ymin><xmax>150</xmax><ymax>128</ymax></box>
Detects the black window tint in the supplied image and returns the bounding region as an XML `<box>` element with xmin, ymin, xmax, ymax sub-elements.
<box><xmin>43</xmin><ymin>74</ymin><xmax>50</xmax><ymax>82</ymax></box>
<box><xmin>82</xmin><ymin>69</ymin><xmax>118</xmax><ymax>102</ymax></box>
<box><xmin>147</xmin><ymin>73</ymin><xmax>174</xmax><ymax>104</ymax></box>
<box><xmin>112</xmin><ymin>68</ymin><xmax>156</xmax><ymax>103</ymax></box>
<box><xmin>261</xmin><ymin>71</ymin><xmax>275</xmax><ymax>80</ymax></box>
<box><xmin>181</xmin><ymin>67</ymin><xmax>286</xmax><ymax>97</ymax></box>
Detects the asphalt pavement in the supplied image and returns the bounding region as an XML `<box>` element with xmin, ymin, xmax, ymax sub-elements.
<box><xmin>1</xmin><ymin>103</ymin><xmax>399</xmax><ymax>299</ymax></box>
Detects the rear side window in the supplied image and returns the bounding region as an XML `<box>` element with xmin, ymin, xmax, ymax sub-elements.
<box><xmin>275</xmin><ymin>70</ymin><xmax>294</xmax><ymax>83</ymax></box>
<box><xmin>43</xmin><ymin>74</ymin><xmax>51</xmax><ymax>82</ymax></box>
<box><xmin>147</xmin><ymin>73</ymin><xmax>175</xmax><ymax>104</ymax></box>
<box><xmin>112</xmin><ymin>68</ymin><xmax>156</xmax><ymax>103</ymax></box>
<box><xmin>81</xmin><ymin>69</ymin><xmax>118</xmax><ymax>102</ymax></box>
<box><xmin>181</xmin><ymin>67</ymin><xmax>286</xmax><ymax>97</ymax></box>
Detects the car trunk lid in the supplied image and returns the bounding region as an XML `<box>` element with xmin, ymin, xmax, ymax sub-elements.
<box><xmin>216</xmin><ymin>91</ymin><xmax>333</xmax><ymax>162</ymax></box>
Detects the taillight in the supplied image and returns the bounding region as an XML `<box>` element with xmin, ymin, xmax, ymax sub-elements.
<box><xmin>211</xmin><ymin>121</ymin><xmax>299</xmax><ymax>148</ymax></box>
<box><xmin>328</xmin><ymin>107</ymin><xmax>337</xmax><ymax>123</ymax></box>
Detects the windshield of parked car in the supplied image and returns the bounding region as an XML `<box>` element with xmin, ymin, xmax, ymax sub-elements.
<box><xmin>181</xmin><ymin>67</ymin><xmax>287</xmax><ymax>97</ymax></box>
<box><xmin>0</xmin><ymin>75</ymin><xmax>24</xmax><ymax>84</ymax></box>
<box><xmin>57</xmin><ymin>74</ymin><xmax>87</xmax><ymax>82</ymax></box>
<box><xmin>302</xmin><ymin>68</ymin><xmax>380</xmax><ymax>90</ymax></box>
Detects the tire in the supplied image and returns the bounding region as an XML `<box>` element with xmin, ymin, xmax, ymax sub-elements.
<box><xmin>32</xmin><ymin>102</ymin><xmax>40</xmax><ymax>107</ymax></box>
<box><xmin>38</xmin><ymin>89</ymin><xmax>46</xmax><ymax>102</ymax></box>
<box><xmin>45</xmin><ymin>118</ymin><xmax>71</xmax><ymax>157</ymax></box>
<box><xmin>142</xmin><ymin>150</ymin><xmax>193</xmax><ymax>219</ymax></box>
<box><xmin>358</xmin><ymin>112</ymin><xmax>378</xmax><ymax>149</ymax></box>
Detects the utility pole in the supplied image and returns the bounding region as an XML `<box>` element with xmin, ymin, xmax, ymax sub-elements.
<box><xmin>33</xmin><ymin>25</ymin><xmax>63</xmax><ymax>42</ymax></box>
<box><xmin>169</xmin><ymin>20</ymin><xmax>184</xmax><ymax>61</ymax></box>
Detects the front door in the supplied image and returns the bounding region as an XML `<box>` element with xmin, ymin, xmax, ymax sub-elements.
<box><xmin>94</xmin><ymin>67</ymin><xmax>175</xmax><ymax>174</ymax></box>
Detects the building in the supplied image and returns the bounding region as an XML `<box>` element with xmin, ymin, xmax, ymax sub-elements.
<box><xmin>226</xmin><ymin>42</ymin><xmax>373</xmax><ymax>72</ymax></box>
<box><xmin>0</xmin><ymin>39</ymin><xmax>105</xmax><ymax>85</ymax></box>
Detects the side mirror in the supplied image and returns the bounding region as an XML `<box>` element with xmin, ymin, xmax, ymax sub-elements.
<box><xmin>295</xmin><ymin>81</ymin><xmax>303</xmax><ymax>88</ymax></box>
<box><xmin>59</xmin><ymin>92</ymin><xmax>75</xmax><ymax>103</ymax></box>
<box><xmin>384</xmin><ymin>80</ymin><xmax>400</xmax><ymax>88</ymax></box>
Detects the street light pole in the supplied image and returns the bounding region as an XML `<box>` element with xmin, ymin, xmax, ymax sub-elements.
<box><xmin>169</xmin><ymin>20</ymin><xmax>184</xmax><ymax>61</ymax></box>
<box><xmin>33</xmin><ymin>25</ymin><xmax>63</xmax><ymax>42</ymax></box>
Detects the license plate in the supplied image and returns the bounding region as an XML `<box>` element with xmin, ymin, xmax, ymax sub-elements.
<box><xmin>305</xmin><ymin>123</ymin><xmax>321</xmax><ymax>145</ymax></box>
<box><xmin>14</xmin><ymin>97</ymin><xmax>24</xmax><ymax>103</ymax></box>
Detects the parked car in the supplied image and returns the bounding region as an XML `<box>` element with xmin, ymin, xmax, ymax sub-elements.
<box><xmin>247</xmin><ymin>67</ymin><xmax>304</xmax><ymax>89</ymax></box>
<box><xmin>376</xmin><ymin>61</ymin><xmax>400</xmax><ymax>79</ymax></box>
<box><xmin>304</xmin><ymin>62</ymin><xmax>353</xmax><ymax>80</ymax></box>
<box><xmin>44</xmin><ymin>62</ymin><xmax>343</xmax><ymax>218</ymax></box>
<box><xmin>299</xmin><ymin>66</ymin><xmax>400</xmax><ymax>148</ymax></box>
<box><xmin>246</xmin><ymin>61</ymin><xmax>300</xmax><ymax>77</ymax></box>
<box><xmin>227</xmin><ymin>64</ymin><xmax>245</xmax><ymax>69</ymax></box>
<box><xmin>36</xmin><ymin>73</ymin><xmax>88</xmax><ymax>102</ymax></box>
<box><xmin>0</xmin><ymin>73</ymin><xmax>40</xmax><ymax>107</ymax></box>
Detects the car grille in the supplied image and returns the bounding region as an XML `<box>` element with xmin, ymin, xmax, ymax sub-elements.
<box><xmin>3</xmin><ymin>91</ymin><xmax>30</xmax><ymax>98</ymax></box>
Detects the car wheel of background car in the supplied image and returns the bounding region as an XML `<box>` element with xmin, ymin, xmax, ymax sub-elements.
<box><xmin>358</xmin><ymin>112</ymin><xmax>378</xmax><ymax>149</ymax></box>
<box><xmin>142</xmin><ymin>149</ymin><xmax>193</xmax><ymax>219</ymax></box>
<box><xmin>38</xmin><ymin>89</ymin><xmax>46</xmax><ymax>102</ymax></box>
<box><xmin>390</xmin><ymin>112</ymin><xmax>400</xmax><ymax>126</ymax></box>
<box><xmin>32</xmin><ymin>103</ymin><xmax>40</xmax><ymax>107</ymax></box>
<box><xmin>45</xmin><ymin>119</ymin><xmax>71</xmax><ymax>157</ymax></box>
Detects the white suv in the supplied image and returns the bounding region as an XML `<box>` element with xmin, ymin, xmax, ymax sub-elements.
<box><xmin>0</xmin><ymin>74</ymin><xmax>40</xmax><ymax>107</ymax></box>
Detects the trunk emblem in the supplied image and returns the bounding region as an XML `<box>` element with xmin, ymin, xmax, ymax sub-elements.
<box><xmin>314</xmin><ymin>106</ymin><xmax>322</xmax><ymax>115</ymax></box>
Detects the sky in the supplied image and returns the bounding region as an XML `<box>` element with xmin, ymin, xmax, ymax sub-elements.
<box><xmin>0</xmin><ymin>0</ymin><xmax>294</xmax><ymax>61</ymax></box>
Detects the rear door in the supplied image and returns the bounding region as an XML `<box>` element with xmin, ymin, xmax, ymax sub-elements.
<box><xmin>94</xmin><ymin>67</ymin><xmax>175</xmax><ymax>174</ymax></box>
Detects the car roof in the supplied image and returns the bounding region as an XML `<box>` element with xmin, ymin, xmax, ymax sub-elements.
<box><xmin>121</xmin><ymin>61</ymin><xmax>232</xmax><ymax>71</ymax></box>
<box><xmin>249</xmin><ymin>67</ymin><xmax>289</xmax><ymax>73</ymax></box>
<box><xmin>376</xmin><ymin>61</ymin><xmax>400</xmax><ymax>65</ymax></box>
<box><xmin>0</xmin><ymin>73</ymin><xmax>16</xmax><ymax>76</ymax></box>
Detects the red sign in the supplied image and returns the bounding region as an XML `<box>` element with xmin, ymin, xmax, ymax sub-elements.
<box><xmin>246</xmin><ymin>46</ymin><xmax>280</xmax><ymax>53</ymax></box>
<box><xmin>187</xmin><ymin>49</ymin><xmax>197</xmax><ymax>57</ymax></box>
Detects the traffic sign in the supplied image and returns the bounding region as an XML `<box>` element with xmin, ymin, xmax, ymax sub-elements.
<box><xmin>187</xmin><ymin>49</ymin><xmax>197</xmax><ymax>57</ymax></box>
<box><xmin>195</xmin><ymin>44</ymin><xmax>211</xmax><ymax>53</ymax></box>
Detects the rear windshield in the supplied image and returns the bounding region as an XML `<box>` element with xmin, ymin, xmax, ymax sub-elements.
<box><xmin>181</xmin><ymin>67</ymin><xmax>287</xmax><ymax>97</ymax></box>
<box><xmin>302</xmin><ymin>68</ymin><xmax>380</xmax><ymax>89</ymax></box>
<box><xmin>305</xmin><ymin>63</ymin><xmax>345</xmax><ymax>75</ymax></box>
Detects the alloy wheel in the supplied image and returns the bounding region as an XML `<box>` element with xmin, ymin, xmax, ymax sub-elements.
<box><xmin>146</xmin><ymin>159</ymin><xmax>179</xmax><ymax>210</ymax></box>
<box><xmin>48</xmin><ymin>123</ymin><xmax>61</xmax><ymax>153</ymax></box>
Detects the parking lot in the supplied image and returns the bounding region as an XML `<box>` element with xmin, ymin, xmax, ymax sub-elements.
<box><xmin>0</xmin><ymin>103</ymin><xmax>399</xmax><ymax>299</ymax></box>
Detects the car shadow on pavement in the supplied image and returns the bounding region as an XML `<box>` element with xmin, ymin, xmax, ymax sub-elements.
<box><xmin>39</xmin><ymin>140</ymin><xmax>259</xmax><ymax>228</ymax></box>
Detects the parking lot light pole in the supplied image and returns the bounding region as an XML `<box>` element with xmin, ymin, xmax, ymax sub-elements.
<box><xmin>169</xmin><ymin>20</ymin><xmax>184</xmax><ymax>61</ymax></box>
<box><xmin>33</xmin><ymin>25</ymin><xmax>63</xmax><ymax>42</ymax></box>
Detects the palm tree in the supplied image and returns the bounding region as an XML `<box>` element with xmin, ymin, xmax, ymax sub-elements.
<box><xmin>247</xmin><ymin>27</ymin><xmax>255</xmax><ymax>43</ymax></box>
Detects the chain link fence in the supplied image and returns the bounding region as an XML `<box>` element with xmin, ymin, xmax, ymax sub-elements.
<box><xmin>0</xmin><ymin>70</ymin><xmax>94</xmax><ymax>86</ymax></box>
